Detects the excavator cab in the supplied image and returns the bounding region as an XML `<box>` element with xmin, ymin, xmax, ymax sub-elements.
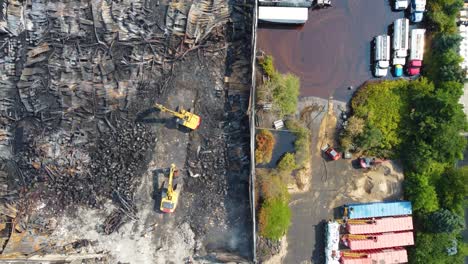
<box><xmin>160</xmin><ymin>164</ymin><xmax>180</xmax><ymax>213</ymax></box>
<box><xmin>154</xmin><ymin>103</ymin><xmax>201</xmax><ymax>130</ymax></box>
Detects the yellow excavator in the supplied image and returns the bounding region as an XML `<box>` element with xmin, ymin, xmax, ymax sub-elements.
<box><xmin>154</xmin><ymin>103</ymin><xmax>201</xmax><ymax>130</ymax></box>
<box><xmin>160</xmin><ymin>164</ymin><xmax>180</xmax><ymax>213</ymax></box>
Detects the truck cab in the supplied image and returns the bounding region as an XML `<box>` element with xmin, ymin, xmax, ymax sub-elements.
<box><xmin>407</xmin><ymin>60</ymin><xmax>422</xmax><ymax>75</ymax></box>
<box><xmin>375</xmin><ymin>61</ymin><xmax>390</xmax><ymax>77</ymax></box>
<box><xmin>410</xmin><ymin>0</ymin><xmax>426</xmax><ymax>23</ymax></box>
<box><xmin>394</xmin><ymin>65</ymin><xmax>403</xmax><ymax>77</ymax></box>
<box><xmin>395</xmin><ymin>0</ymin><xmax>408</xmax><ymax>10</ymax></box>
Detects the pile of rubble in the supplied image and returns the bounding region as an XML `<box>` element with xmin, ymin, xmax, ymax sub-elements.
<box><xmin>0</xmin><ymin>0</ymin><xmax>253</xmax><ymax>261</ymax></box>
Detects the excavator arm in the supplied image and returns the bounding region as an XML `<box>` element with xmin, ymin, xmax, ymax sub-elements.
<box><xmin>166</xmin><ymin>164</ymin><xmax>177</xmax><ymax>200</ymax></box>
<box><xmin>154</xmin><ymin>103</ymin><xmax>184</xmax><ymax>119</ymax></box>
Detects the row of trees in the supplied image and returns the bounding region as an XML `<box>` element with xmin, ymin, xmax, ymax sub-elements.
<box><xmin>342</xmin><ymin>0</ymin><xmax>467</xmax><ymax>262</ymax></box>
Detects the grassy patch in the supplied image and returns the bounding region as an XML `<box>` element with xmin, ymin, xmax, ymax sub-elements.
<box><xmin>277</xmin><ymin>153</ymin><xmax>296</xmax><ymax>173</ymax></box>
<box><xmin>259</xmin><ymin>198</ymin><xmax>291</xmax><ymax>240</ymax></box>
<box><xmin>285</xmin><ymin>119</ymin><xmax>310</xmax><ymax>168</ymax></box>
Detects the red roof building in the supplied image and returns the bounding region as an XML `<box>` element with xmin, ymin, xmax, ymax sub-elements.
<box><xmin>346</xmin><ymin>216</ymin><xmax>413</xmax><ymax>234</ymax></box>
<box><xmin>340</xmin><ymin>248</ymin><xmax>408</xmax><ymax>264</ymax></box>
<box><xmin>343</xmin><ymin>232</ymin><xmax>414</xmax><ymax>250</ymax></box>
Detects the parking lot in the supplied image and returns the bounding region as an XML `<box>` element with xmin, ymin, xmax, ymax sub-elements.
<box><xmin>257</xmin><ymin>0</ymin><xmax>403</xmax><ymax>100</ymax></box>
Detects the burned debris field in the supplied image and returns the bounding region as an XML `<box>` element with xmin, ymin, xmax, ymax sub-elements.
<box><xmin>0</xmin><ymin>0</ymin><xmax>253</xmax><ymax>262</ymax></box>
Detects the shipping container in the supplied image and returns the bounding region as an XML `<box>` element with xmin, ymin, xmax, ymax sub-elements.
<box><xmin>343</xmin><ymin>232</ymin><xmax>414</xmax><ymax>250</ymax></box>
<box><xmin>344</xmin><ymin>201</ymin><xmax>412</xmax><ymax>219</ymax></box>
<box><xmin>340</xmin><ymin>248</ymin><xmax>408</xmax><ymax>264</ymax></box>
<box><xmin>346</xmin><ymin>216</ymin><xmax>413</xmax><ymax>234</ymax></box>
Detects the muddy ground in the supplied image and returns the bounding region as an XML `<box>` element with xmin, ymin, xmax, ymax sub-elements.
<box><xmin>257</xmin><ymin>0</ymin><xmax>403</xmax><ymax>100</ymax></box>
<box><xmin>0</xmin><ymin>0</ymin><xmax>253</xmax><ymax>263</ymax></box>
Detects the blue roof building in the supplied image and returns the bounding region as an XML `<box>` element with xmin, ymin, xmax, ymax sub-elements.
<box><xmin>345</xmin><ymin>201</ymin><xmax>412</xmax><ymax>219</ymax></box>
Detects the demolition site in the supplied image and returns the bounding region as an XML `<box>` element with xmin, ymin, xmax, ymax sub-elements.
<box><xmin>0</xmin><ymin>0</ymin><xmax>254</xmax><ymax>263</ymax></box>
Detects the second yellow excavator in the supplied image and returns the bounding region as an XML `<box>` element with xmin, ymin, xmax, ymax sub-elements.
<box><xmin>160</xmin><ymin>164</ymin><xmax>180</xmax><ymax>213</ymax></box>
<box><xmin>154</xmin><ymin>103</ymin><xmax>201</xmax><ymax>130</ymax></box>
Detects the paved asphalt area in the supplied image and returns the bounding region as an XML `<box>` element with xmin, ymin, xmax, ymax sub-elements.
<box><xmin>283</xmin><ymin>113</ymin><xmax>358</xmax><ymax>264</ymax></box>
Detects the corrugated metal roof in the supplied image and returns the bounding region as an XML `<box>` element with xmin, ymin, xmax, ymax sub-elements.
<box><xmin>341</xmin><ymin>248</ymin><xmax>408</xmax><ymax>264</ymax></box>
<box><xmin>346</xmin><ymin>232</ymin><xmax>414</xmax><ymax>250</ymax></box>
<box><xmin>347</xmin><ymin>216</ymin><xmax>413</xmax><ymax>234</ymax></box>
<box><xmin>346</xmin><ymin>201</ymin><xmax>412</xmax><ymax>219</ymax></box>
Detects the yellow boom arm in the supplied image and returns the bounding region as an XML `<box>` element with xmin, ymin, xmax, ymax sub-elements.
<box><xmin>154</xmin><ymin>103</ymin><xmax>184</xmax><ymax>119</ymax></box>
<box><xmin>167</xmin><ymin>164</ymin><xmax>176</xmax><ymax>200</ymax></box>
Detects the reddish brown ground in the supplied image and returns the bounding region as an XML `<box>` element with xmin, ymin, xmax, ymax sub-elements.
<box><xmin>258</xmin><ymin>0</ymin><xmax>403</xmax><ymax>100</ymax></box>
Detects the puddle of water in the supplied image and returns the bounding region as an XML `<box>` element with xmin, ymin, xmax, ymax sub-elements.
<box><xmin>258</xmin><ymin>0</ymin><xmax>403</xmax><ymax>100</ymax></box>
<box><xmin>257</xmin><ymin>130</ymin><xmax>296</xmax><ymax>169</ymax></box>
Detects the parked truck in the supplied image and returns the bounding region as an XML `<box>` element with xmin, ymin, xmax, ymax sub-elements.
<box><xmin>373</xmin><ymin>35</ymin><xmax>390</xmax><ymax>77</ymax></box>
<box><xmin>392</xmin><ymin>18</ymin><xmax>409</xmax><ymax>77</ymax></box>
<box><xmin>407</xmin><ymin>29</ymin><xmax>425</xmax><ymax>76</ymax></box>
<box><xmin>394</xmin><ymin>0</ymin><xmax>408</xmax><ymax>10</ymax></box>
<box><xmin>410</xmin><ymin>0</ymin><xmax>426</xmax><ymax>23</ymax></box>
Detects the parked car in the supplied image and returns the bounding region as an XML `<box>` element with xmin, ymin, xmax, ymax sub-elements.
<box><xmin>325</xmin><ymin>146</ymin><xmax>341</xmax><ymax>160</ymax></box>
<box><xmin>358</xmin><ymin>157</ymin><xmax>384</xmax><ymax>169</ymax></box>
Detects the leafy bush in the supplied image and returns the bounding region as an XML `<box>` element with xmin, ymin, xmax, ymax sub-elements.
<box><xmin>255</xmin><ymin>130</ymin><xmax>276</xmax><ymax>164</ymax></box>
<box><xmin>272</xmin><ymin>73</ymin><xmax>300</xmax><ymax>116</ymax></box>
<box><xmin>277</xmin><ymin>153</ymin><xmax>296</xmax><ymax>172</ymax></box>
<box><xmin>259</xmin><ymin>198</ymin><xmax>291</xmax><ymax>240</ymax></box>
<box><xmin>259</xmin><ymin>55</ymin><xmax>276</xmax><ymax>78</ymax></box>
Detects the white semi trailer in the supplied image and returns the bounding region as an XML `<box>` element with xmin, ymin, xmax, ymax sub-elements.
<box><xmin>374</xmin><ymin>35</ymin><xmax>390</xmax><ymax>77</ymax></box>
<box><xmin>392</xmin><ymin>18</ymin><xmax>409</xmax><ymax>76</ymax></box>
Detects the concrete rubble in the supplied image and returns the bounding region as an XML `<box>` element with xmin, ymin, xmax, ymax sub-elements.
<box><xmin>0</xmin><ymin>0</ymin><xmax>253</xmax><ymax>262</ymax></box>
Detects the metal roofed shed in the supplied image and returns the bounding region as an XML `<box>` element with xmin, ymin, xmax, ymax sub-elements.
<box><xmin>340</xmin><ymin>248</ymin><xmax>408</xmax><ymax>264</ymax></box>
<box><xmin>342</xmin><ymin>232</ymin><xmax>414</xmax><ymax>250</ymax></box>
<box><xmin>258</xmin><ymin>6</ymin><xmax>308</xmax><ymax>24</ymax></box>
<box><xmin>344</xmin><ymin>201</ymin><xmax>412</xmax><ymax>219</ymax></box>
<box><xmin>346</xmin><ymin>216</ymin><xmax>413</xmax><ymax>234</ymax></box>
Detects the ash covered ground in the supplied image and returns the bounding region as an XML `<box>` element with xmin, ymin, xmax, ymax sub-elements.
<box><xmin>0</xmin><ymin>0</ymin><xmax>253</xmax><ymax>263</ymax></box>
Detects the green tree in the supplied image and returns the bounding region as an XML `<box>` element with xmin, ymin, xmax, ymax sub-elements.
<box><xmin>426</xmin><ymin>0</ymin><xmax>463</xmax><ymax>33</ymax></box>
<box><xmin>437</xmin><ymin>167</ymin><xmax>468</xmax><ymax>215</ymax></box>
<box><xmin>426</xmin><ymin>209</ymin><xmax>465</xmax><ymax>233</ymax></box>
<box><xmin>277</xmin><ymin>153</ymin><xmax>296</xmax><ymax>172</ymax></box>
<box><xmin>356</xmin><ymin>124</ymin><xmax>383</xmax><ymax>151</ymax></box>
<box><xmin>404</xmin><ymin>174</ymin><xmax>439</xmax><ymax>213</ymax></box>
<box><xmin>350</xmin><ymin>79</ymin><xmax>410</xmax><ymax>154</ymax></box>
<box><xmin>259</xmin><ymin>198</ymin><xmax>291</xmax><ymax>240</ymax></box>
<box><xmin>409</xmin><ymin>232</ymin><xmax>464</xmax><ymax>264</ymax></box>
<box><xmin>432</xmin><ymin>33</ymin><xmax>462</xmax><ymax>53</ymax></box>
